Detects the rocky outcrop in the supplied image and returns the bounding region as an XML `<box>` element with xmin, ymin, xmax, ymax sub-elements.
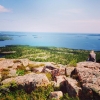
<box><xmin>73</xmin><ymin>61</ymin><xmax>100</xmax><ymax>100</ymax></box>
<box><xmin>2</xmin><ymin>73</ymin><xmax>50</xmax><ymax>87</ymax></box>
<box><xmin>0</xmin><ymin>58</ymin><xmax>100</xmax><ymax>100</ymax></box>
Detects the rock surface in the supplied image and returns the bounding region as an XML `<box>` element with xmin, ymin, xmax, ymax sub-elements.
<box><xmin>0</xmin><ymin>59</ymin><xmax>100</xmax><ymax>100</ymax></box>
<box><xmin>2</xmin><ymin>73</ymin><xmax>50</xmax><ymax>87</ymax></box>
<box><xmin>49</xmin><ymin>91</ymin><xmax>63</xmax><ymax>100</ymax></box>
<box><xmin>74</xmin><ymin>61</ymin><xmax>100</xmax><ymax>100</ymax></box>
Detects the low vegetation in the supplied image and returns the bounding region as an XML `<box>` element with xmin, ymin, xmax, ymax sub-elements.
<box><xmin>0</xmin><ymin>84</ymin><xmax>79</xmax><ymax>100</ymax></box>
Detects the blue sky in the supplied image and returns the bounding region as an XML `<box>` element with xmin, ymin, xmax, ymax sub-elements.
<box><xmin>0</xmin><ymin>0</ymin><xmax>100</xmax><ymax>33</ymax></box>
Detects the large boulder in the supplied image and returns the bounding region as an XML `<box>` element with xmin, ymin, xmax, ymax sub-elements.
<box><xmin>1</xmin><ymin>73</ymin><xmax>50</xmax><ymax>87</ymax></box>
<box><xmin>74</xmin><ymin>61</ymin><xmax>100</xmax><ymax>100</ymax></box>
<box><xmin>0</xmin><ymin>59</ymin><xmax>14</xmax><ymax>70</ymax></box>
<box><xmin>65</xmin><ymin>77</ymin><xmax>82</xmax><ymax>97</ymax></box>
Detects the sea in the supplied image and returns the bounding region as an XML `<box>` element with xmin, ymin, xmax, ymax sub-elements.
<box><xmin>0</xmin><ymin>32</ymin><xmax>100</xmax><ymax>51</ymax></box>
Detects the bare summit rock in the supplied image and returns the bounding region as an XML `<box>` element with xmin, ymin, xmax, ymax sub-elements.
<box><xmin>2</xmin><ymin>73</ymin><xmax>50</xmax><ymax>87</ymax></box>
<box><xmin>0</xmin><ymin>59</ymin><xmax>14</xmax><ymax>70</ymax></box>
<box><xmin>74</xmin><ymin>61</ymin><xmax>100</xmax><ymax>100</ymax></box>
<box><xmin>65</xmin><ymin>77</ymin><xmax>82</xmax><ymax>97</ymax></box>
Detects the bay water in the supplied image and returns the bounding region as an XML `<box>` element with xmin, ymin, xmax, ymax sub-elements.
<box><xmin>0</xmin><ymin>32</ymin><xmax>100</xmax><ymax>51</ymax></box>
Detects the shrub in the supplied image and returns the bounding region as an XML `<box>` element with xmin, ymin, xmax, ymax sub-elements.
<box><xmin>46</xmin><ymin>72</ymin><xmax>52</xmax><ymax>81</ymax></box>
<box><xmin>68</xmin><ymin>59</ymin><xmax>77</xmax><ymax>67</ymax></box>
<box><xmin>16</xmin><ymin>69</ymin><xmax>25</xmax><ymax>76</ymax></box>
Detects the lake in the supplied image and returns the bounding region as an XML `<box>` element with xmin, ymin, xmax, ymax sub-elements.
<box><xmin>0</xmin><ymin>32</ymin><xmax>100</xmax><ymax>51</ymax></box>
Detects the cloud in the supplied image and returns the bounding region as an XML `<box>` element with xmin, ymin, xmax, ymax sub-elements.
<box><xmin>0</xmin><ymin>5</ymin><xmax>11</xmax><ymax>13</ymax></box>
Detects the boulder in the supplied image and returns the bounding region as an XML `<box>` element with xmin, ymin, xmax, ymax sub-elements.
<box><xmin>49</xmin><ymin>91</ymin><xmax>63</xmax><ymax>100</ymax></box>
<box><xmin>20</xmin><ymin>59</ymin><xmax>29</xmax><ymax>66</ymax></box>
<box><xmin>12</xmin><ymin>62</ymin><xmax>22</xmax><ymax>69</ymax></box>
<box><xmin>25</xmin><ymin>67</ymin><xmax>30</xmax><ymax>71</ymax></box>
<box><xmin>2</xmin><ymin>73</ymin><xmax>50</xmax><ymax>87</ymax></box>
<box><xmin>0</xmin><ymin>59</ymin><xmax>14</xmax><ymax>70</ymax></box>
<box><xmin>65</xmin><ymin>77</ymin><xmax>82</xmax><ymax>97</ymax></box>
<box><xmin>65</xmin><ymin>67</ymin><xmax>75</xmax><ymax>76</ymax></box>
<box><xmin>54</xmin><ymin>75</ymin><xmax>67</xmax><ymax>87</ymax></box>
<box><xmin>8</xmin><ymin>69</ymin><xmax>17</xmax><ymax>77</ymax></box>
<box><xmin>32</xmin><ymin>67</ymin><xmax>44</xmax><ymax>73</ymax></box>
<box><xmin>74</xmin><ymin>61</ymin><xmax>100</xmax><ymax>100</ymax></box>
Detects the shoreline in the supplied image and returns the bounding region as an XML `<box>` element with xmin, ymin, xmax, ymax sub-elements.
<box><xmin>0</xmin><ymin>44</ymin><xmax>100</xmax><ymax>51</ymax></box>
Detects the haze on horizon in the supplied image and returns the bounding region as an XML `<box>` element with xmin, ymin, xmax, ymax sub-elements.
<box><xmin>0</xmin><ymin>0</ymin><xmax>100</xmax><ymax>33</ymax></box>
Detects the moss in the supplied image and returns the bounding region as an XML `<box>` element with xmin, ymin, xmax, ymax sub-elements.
<box><xmin>46</xmin><ymin>72</ymin><xmax>52</xmax><ymax>81</ymax></box>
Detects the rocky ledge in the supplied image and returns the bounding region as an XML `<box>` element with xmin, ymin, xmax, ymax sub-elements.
<box><xmin>0</xmin><ymin>58</ymin><xmax>100</xmax><ymax>100</ymax></box>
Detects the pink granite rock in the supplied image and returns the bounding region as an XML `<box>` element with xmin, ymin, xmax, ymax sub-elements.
<box><xmin>49</xmin><ymin>91</ymin><xmax>63</xmax><ymax>100</ymax></box>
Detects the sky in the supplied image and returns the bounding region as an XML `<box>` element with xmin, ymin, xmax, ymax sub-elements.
<box><xmin>0</xmin><ymin>0</ymin><xmax>100</xmax><ymax>33</ymax></box>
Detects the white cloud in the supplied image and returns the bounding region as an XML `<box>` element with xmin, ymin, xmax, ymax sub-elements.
<box><xmin>0</xmin><ymin>5</ymin><xmax>11</xmax><ymax>13</ymax></box>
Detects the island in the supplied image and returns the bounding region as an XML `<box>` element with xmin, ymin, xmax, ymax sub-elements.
<box><xmin>0</xmin><ymin>36</ymin><xmax>12</xmax><ymax>41</ymax></box>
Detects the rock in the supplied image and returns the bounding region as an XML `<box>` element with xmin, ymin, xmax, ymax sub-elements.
<box><xmin>0</xmin><ymin>58</ymin><xmax>5</xmax><ymax>61</ymax></box>
<box><xmin>32</xmin><ymin>67</ymin><xmax>44</xmax><ymax>73</ymax></box>
<box><xmin>25</xmin><ymin>67</ymin><xmax>30</xmax><ymax>71</ymax></box>
<box><xmin>8</xmin><ymin>69</ymin><xmax>17</xmax><ymax>77</ymax></box>
<box><xmin>51</xmin><ymin>69</ymin><xmax>60</xmax><ymax>80</ymax></box>
<box><xmin>49</xmin><ymin>91</ymin><xmax>63</xmax><ymax>100</ymax></box>
<box><xmin>54</xmin><ymin>75</ymin><xmax>67</xmax><ymax>87</ymax></box>
<box><xmin>65</xmin><ymin>77</ymin><xmax>82</xmax><ymax>97</ymax></box>
<box><xmin>12</xmin><ymin>62</ymin><xmax>22</xmax><ymax>69</ymax></box>
<box><xmin>2</xmin><ymin>73</ymin><xmax>50</xmax><ymax>87</ymax></box>
<box><xmin>20</xmin><ymin>59</ymin><xmax>29</xmax><ymax>66</ymax></box>
<box><xmin>58</xmin><ymin>67</ymin><xmax>66</xmax><ymax>75</ymax></box>
<box><xmin>74</xmin><ymin>61</ymin><xmax>100</xmax><ymax>100</ymax></box>
<box><xmin>65</xmin><ymin>67</ymin><xmax>75</xmax><ymax>76</ymax></box>
<box><xmin>0</xmin><ymin>74</ymin><xmax>2</xmax><ymax>81</ymax></box>
<box><xmin>0</xmin><ymin>59</ymin><xmax>14</xmax><ymax>70</ymax></box>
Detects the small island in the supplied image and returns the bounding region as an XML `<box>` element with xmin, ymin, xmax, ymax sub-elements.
<box><xmin>0</xmin><ymin>36</ymin><xmax>12</xmax><ymax>41</ymax></box>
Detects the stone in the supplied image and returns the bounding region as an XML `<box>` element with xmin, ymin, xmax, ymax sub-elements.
<box><xmin>74</xmin><ymin>61</ymin><xmax>100</xmax><ymax>99</ymax></box>
<box><xmin>49</xmin><ymin>91</ymin><xmax>63</xmax><ymax>100</ymax></box>
<box><xmin>32</xmin><ymin>67</ymin><xmax>44</xmax><ymax>73</ymax></box>
<box><xmin>54</xmin><ymin>75</ymin><xmax>67</xmax><ymax>87</ymax></box>
<box><xmin>0</xmin><ymin>59</ymin><xmax>14</xmax><ymax>70</ymax></box>
<box><xmin>65</xmin><ymin>67</ymin><xmax>75</xmax><ymax>76</ymax></box>
<box><xmin>12</xmin><ymin>62</ymin><xmax>22</xmax><ymax>69</ymax></box>
<box><xmin>8</xmin><ymin>69</ymin><xmax>17</xmax><ymax>77</ymax></box>
<box><xmin>25</xmin><ymin>67</ymin><xmax>30</xmax><ymax>71</ymax></box>
<box><xmin>65</xmin><ymin>77</ymin><xmax>82</xmax><ymax>97</ymax></box>
<box><xmin>20</xmin><ymin>59</ymin><xmax>29</xmax><ymax>66</ymax></box>
<box><xmin>2</xmin><ymin>73</ymin><xmax>50</xmax><ymax>87</ymax></box>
